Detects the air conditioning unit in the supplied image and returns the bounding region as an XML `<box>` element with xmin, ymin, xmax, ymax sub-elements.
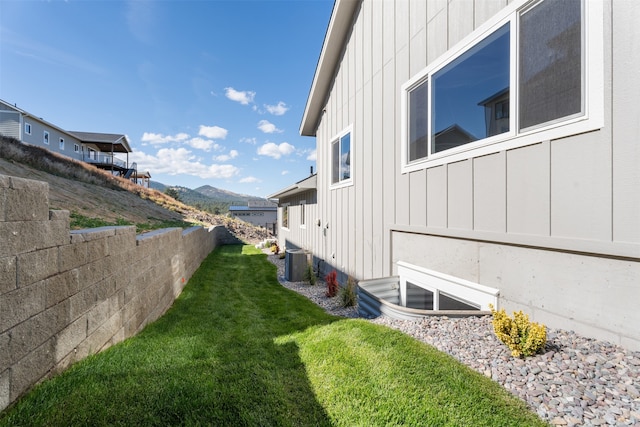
<box><xmin>285</xmin><ymin>249</ymin><xmax>307</xmax><ymax>282</ymax></box>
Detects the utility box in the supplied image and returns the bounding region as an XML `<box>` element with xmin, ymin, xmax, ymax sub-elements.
<box><xmin>285</xmin><ymin>249</ymin><xmax>307</xmax><ymax>282</ymax></box>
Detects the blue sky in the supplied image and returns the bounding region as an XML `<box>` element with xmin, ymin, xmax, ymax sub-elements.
<box><xmin>0</xmin><ymin>0</ymin><xmax>333</xmax><ymax>197</ymax></box>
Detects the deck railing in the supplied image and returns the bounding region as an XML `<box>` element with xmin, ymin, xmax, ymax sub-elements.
<box><xmin>83</xmin><ymin>153</ymin><xmax>127</xmax><ymax>168</ymax></box>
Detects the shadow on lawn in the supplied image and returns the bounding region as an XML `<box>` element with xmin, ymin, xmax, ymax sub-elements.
<box><xmin>0</xmin><ymin>244</ymin><xmax>336</xmax><ymax>426</ymax></box>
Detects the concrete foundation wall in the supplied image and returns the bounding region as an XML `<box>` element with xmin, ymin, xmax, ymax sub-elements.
<box><xmin>0</xmin><ymin>174</ymin><xmax>241</xmax><ymax>411</ymax></box>
<box><xmin>390</xmin><ymin>231</ymin><xmax>640</xmax><ymax>351</ymax></box>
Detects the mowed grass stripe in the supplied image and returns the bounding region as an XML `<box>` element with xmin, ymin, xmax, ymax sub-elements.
<box><xmin>0</xmin><ymin>245</ymin><xmax>546</xmax><ymax>427</ymax></box>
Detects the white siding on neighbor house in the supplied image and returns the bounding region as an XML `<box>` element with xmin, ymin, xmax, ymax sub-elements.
<box><xmin>0</xmin><ymin>111</ymin><xmax>21</xmax><ymax>139</ymax></box>
<box><xmin>305</xmin><ymin>0</ymin><xmax>639</xmax><ymax>349</ymax></box>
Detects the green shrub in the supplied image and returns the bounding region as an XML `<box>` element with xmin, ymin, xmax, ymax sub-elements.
<box><xmin>489</xmin><ymin>304</ymin><xmax>547</xmax><ymax>358</ymax></box>
<box><xmin>339</xmin><ymin>275</ymin><xmax>357</xmax><ymax>307</ymax></box>
<box><xmin>303</xmin><ymin>262</ymin><xmax>316</xmax><ymax>286</ymax></box>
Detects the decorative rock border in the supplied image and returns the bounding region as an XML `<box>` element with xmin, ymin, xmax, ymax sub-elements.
<box><xmin>267</xmin><ymin>254</ymin><xmax>640</xmax><ymax>426</ymax></box>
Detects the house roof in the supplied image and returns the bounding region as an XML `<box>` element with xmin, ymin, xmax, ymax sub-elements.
<box><xmin>229</xmin><ymin>206</ymin><xmax>277</xmax><ymax>212</ymax></box>
<box><xmin>0</xmin><ymin>99</ymin><xmax>132</xmax><ymax>153</ymax></box>
<box><xmin>267</xmin><ymin>174</ymin><xmax>317</xmax><ymax>200</ymax></box>
<box><xmin>300</xmin><ymin>0</ymin><xmax>361</xmax><ymax>137</ymax></box>
<box><xmin>0</xmin><ymin>99</ymin><xmax>80</xmax><ymax>142</ymax></box>
<box><xmin>69</xmin><ymin>131</ymin><xmax>132</xmax><ymax>153</ymax></box>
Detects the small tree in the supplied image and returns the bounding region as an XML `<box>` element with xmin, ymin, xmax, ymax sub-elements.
<box><xmin>164</xmin><ymin>187</ymin><xmax>180</xmax><ymax>201</ymax></box>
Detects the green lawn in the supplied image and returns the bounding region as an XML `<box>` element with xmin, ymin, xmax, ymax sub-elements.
<box><xmin>0</xmin><ymin>245</ymin><xmax>547</xmax><ymax>426</ymax></box>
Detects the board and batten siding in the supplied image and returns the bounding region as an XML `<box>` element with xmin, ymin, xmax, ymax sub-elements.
<box><xmin>309</xmin><ymin>0</ymin><xmax>639</xmax><ymax>349</ymax></box>
<box><xmin>278</xmin><ymin>190</ymin><xmax>319</xmax><ymax>256</ymax></box>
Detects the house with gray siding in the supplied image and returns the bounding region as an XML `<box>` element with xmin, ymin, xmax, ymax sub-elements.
<box><xmin>271</xmin><ymin>0</ymin><xmax>640</xmax><ymax>350</ymax></box>
<box><xmin>0</xmin><ymin>99</ymin><xmax>136</xmax><ymax>178</ymax></box>
<box><xmin>229</xmin><ymin>200</ymin><xmax>278</xmax><ymax>232</ymax></box>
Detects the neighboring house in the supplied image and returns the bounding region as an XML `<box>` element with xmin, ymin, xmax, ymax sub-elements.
<box><xmin>0</xmin><ymin>99</ymin><xmax>141</xmax><ymax>180</ymax></box>
<box><xmin>268</xmin><ymin>173</ymin><xmax>318</xmax><ymax>252</ymax></box>
<box><xmin>229</xmin><ymin>200</ymin><xmax>278</xmax><ymax>233</ymax></box>
<box><xmin>270</xmin><ymin>0</ymin><xmax>640</xmax><ymax>350</ymax></box>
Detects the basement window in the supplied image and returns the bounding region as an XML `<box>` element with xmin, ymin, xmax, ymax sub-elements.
<box><xmin>398</xmin><ymin>262</ymin><xmax>498</xmax><ymax>311</ymax></box>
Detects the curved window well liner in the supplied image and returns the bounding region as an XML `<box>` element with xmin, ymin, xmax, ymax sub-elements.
<box><xmin>357</xmin><ymin>263</ymin><xmax>499</xmax><ymax>320</ymax></box>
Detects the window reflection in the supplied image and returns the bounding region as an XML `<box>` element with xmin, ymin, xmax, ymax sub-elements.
<box><xmin>432</xmin><ymin>23</ymin><xmax>510</xmax><ymax>154</ymax></box>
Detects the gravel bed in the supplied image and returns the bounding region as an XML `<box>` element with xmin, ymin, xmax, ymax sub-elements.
<box><xmin>267</xmin><ymin>254</ymin><xmax>640</xmax><ymax>426</ymax></box>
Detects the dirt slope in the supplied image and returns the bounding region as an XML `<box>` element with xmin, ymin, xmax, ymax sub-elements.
<box><xmin>0</xmin><ymin>142</ymin><xmax>272</xmax><ymax>244</ymax></box>
<box><xmin>0</xmin><ymin>157</ymin><xmax>182</xmax><ymax>224</ymax></box>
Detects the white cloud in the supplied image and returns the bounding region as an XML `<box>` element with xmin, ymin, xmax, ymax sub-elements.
<box><xmin>281</xmin><ymin>170</ymin><xmax>290</xmax><ymax>175</ymax></box>
<box><xmin>225</xmin><ymin>87</ymin><xmax>255</xmax><ymax>105</ymax></box>
<box><xmin>214</xmin><ymin>150</ymin><xmax>238</xmax><ymax>162</ymax></box>
<box><xmin>129</xmin><ymin>147</ymin><xmax>239</xmax><ymax>179</ymax></box>
<box><xmin>257</xmin><ymin>142</ymin><xmax>295</xmax><ymax>159</ymax></box>
<box><xmin>239</xmin><ymin>176</ymin><xmax>260</xmax><ymax>183</ymax></box>
<box><xmin>306</xmin><ymin>149</ymin><xmax>317</xmax><ymax>161</ymax></box>
<box><xmin>187</xmin><ymin>137</ymin><xmax>219</xmax><ymax>152</ymax></box>
<box><xmin>265</xmin><ymin>101</ymin><xmax>289</xmax><ymax>116</ymax></box>
<box><xmin>257</xmin><ymin>120</ymin><xmax>282</xmax><ymax>134</ymax></box>
<box><xmin>141</xmin><ymin>132</ymin><xmax>189</xmax><ymax>146</ymax></box>
<box><xmin>198</xmin><ymin>125</ymin><xmax>228</xmax><ymax>140</ymax></box>
<box><xmin>240</xmin><ymin>137</ymin><xmax>257</xmax><ymax>145</ymax></box>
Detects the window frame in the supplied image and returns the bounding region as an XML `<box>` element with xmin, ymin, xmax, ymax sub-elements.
<box><xmin>43</xmin><ymin>131</ymin><xmax>50</xmax><ymax>145</ymax></box>
<box><xmin>74</xmin><ymin>143</ymin><xmax>80</xmax><ymax>153</ymax></box>
<box><xmin>24</xmin><ymin>123</ymin><xmax>32</xmax><ymax>135</ymax></box>
<box><xmin>329</xmin><ymin>125</ymin><xmax>354</xmax><ymax>189</ymax></box>
<box><xmin>59</xmin><ymin>138</ymin><xmax>65</xmax><ymax>150</ymax></box>
<box><xmin>299</xmin><ymin>200</ymin><xmax>306</xmax><ymax>229</ymax></box>
<box><xmin>400</xmin><ymin>0</ymin><xmax>603</xmax><ymax>174</ymax></box>
<box><xmin>398</xmin><ymin>261</ymin><xmax>499</xmax><ymax>311</ymax></box>
<box><xmin>281</xmin><ymin>203</ymin><xmax>290</xmax><ymax>230</ymax></box>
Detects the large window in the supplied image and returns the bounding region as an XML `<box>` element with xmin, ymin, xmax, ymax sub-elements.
<box><xmin>432</xmin><ymin>23</ymin><xmax>510</xmax><ymax>154</ymax></box>
<box><xmin>519</xmin><ymin>0</ymin><xmax>582</xmax><ymax>130</ymax></box>
<box><xmin>331</xmin><ymin>127</ymin><xmax>352</xmax><ymax>187</ymax></box>
<box><xmin>402</xmin><ymin>0</ymin><xmax>601</xmax><ymax>171</ymax></box>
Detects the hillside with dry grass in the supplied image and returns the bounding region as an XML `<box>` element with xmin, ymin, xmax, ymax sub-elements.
<box><xmin>0</xmin><ymin>136</ymin><xmax>272</xmax><ymax>244</ymax></box>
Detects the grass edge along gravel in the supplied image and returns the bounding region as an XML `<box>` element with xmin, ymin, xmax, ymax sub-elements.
<box><xmin>0</xmin><ymin>245</ymin><xmax>547</xmax><ymax>427</ymax></box>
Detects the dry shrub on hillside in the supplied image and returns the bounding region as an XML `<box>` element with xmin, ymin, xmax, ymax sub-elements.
<box><xmin>0</xmin><ymin>135</ymin><xmax>274</xmax><ymax>243</ymax></box>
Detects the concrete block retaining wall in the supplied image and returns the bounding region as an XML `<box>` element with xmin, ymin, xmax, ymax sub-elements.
<box><xmin>0</xmin><ymin>174</ymin><xmax>242</xmax><ymax>411</ymax></box>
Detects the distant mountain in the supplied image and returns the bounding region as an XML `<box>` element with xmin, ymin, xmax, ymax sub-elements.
<box><xmin>149</xmin><ymin>181</ymin><xmax>167</xmax><ymax>192</ymax></box>
<box><xmin>149</xmin><ymin>181</ymin><xmax>269</xmax><ymax>214</ymax></box>
<box><xmin>194</xmin><ymin>185</ymin><xmax>262</xmax><ymax>203</ymax></box>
